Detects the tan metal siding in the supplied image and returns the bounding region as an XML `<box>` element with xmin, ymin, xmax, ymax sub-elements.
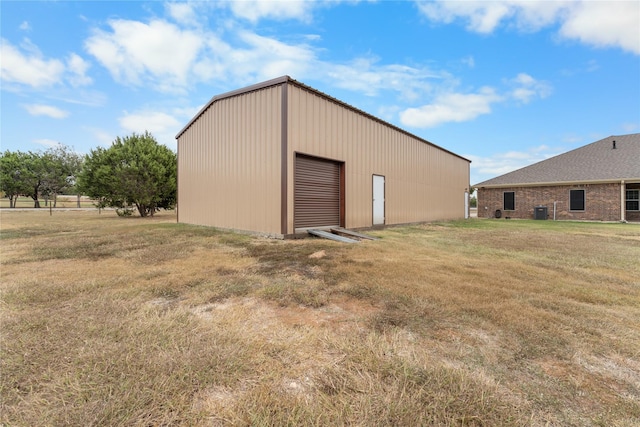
<box><xmin>178</xmin><ymin>86</ymin><xmax>282</xmax><ymax>235</ymax></box>
<box><xmin>286</xmin><ymin>84</ymin><xmax>469</xmax><ymax>232</ymax></box>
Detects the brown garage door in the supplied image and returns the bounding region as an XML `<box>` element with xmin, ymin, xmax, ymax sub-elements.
<box><xmin>294</xmin><ymin>154</ymin><xmax>341</xmax><ymax>229</ymax></box>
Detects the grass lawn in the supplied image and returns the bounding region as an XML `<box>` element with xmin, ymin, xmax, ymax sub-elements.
<box><xmin>1</xmin><ymin>210</ymin><xmax>639</xmax><ymax>426</ymax></box>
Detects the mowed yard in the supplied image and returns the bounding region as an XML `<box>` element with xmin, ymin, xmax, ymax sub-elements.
<box><xmin>1</xmin><ymin>210</ymin><xmax>639</xmax><ymax>426</ymax></box>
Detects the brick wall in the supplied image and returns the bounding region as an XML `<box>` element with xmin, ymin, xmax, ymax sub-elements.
<box><xmin>477</xmin><ymin>183</ymin><xmax>626</xmax><ymax>221</ymax></box>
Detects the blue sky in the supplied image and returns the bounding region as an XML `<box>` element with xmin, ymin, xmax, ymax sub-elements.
<box><xmin>1</xmin><ymin>0</ymin><xmax>639</xmax><ymax>185</ymax></box>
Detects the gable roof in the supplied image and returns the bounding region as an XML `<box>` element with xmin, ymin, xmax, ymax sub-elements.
<box><xmin>176</xmin><ymin>75</ymin><xmax>470</xmax><ymax>163</ymax></box>
<box><xmin>475</xmin><ymin>133</ymin><xmax>640</xmax><ymax>188</ymax></box>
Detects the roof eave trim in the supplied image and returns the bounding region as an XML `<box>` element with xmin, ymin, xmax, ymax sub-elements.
<box><xmin>476</xmin><ymin>177</ymin><xmax>640</xmax><ymax>189</ymax></box>
<box><xmin>288</xmin><ymin>80</ymin><xmax>471</xmax><ymax>163</ymax></box>
<box><xmin>175</xmin><ymin>75</ymin><xmax>291</xmax><ymax>139</ymax></box>
<box><xmin>175</xmin><ymin>75</ymin><xmax>471</xmax><ymax>164</ymax></box>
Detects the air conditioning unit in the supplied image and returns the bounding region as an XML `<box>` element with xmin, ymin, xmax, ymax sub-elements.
<box><xmin>534</xmin><ymin>206</ymin><xmax>548</xmax><ymax>220</ymax></box>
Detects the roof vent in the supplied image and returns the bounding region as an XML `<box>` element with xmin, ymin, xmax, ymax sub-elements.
<box><xmin>612</xmin><ymin>140</ymin><xmax>616</xmax><ymax>149</ymax></box>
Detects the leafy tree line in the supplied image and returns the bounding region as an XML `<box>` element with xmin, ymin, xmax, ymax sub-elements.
<box><xmin>0</xmin><ymin>132</ymin><xmax>176</xmax><ymax>217</ymax></box>
<box><xmin>0</xmin><ymin>144</ymin><xmax>82</xmax><ymax>208</ymax></box>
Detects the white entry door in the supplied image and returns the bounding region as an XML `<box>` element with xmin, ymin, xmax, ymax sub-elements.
<box><xmin>373</xmin><ymin>175</ymin><xmax>385</xmax><ymax>225</ymax></box>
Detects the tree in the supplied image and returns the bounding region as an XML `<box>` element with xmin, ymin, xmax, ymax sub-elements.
<box><xmin>21</xmin><ymin>151</ymin><xmax>46</xmax><ymax>208</ymax></box>
<box><xmin>40</xmin><ymin>144</ymin><xmax>83</xmax><ymax>207</ymax></box>
<box><xmin>1</xmin><ymin>145</ymin><xmax>83</xmax><ymax>208</ymax></box>
<box><xmin>470</xmin><ymin>187</ymin><xmax>477</xmax><ymax>208</ymax></box>
<box><xmin>78</xmin><ymin>132</ymin><xmax>176</xmax><ymax>217</ymax></box>
<box><xmin>0</xmin><ymin>151</ymin><xmax>29</xmax><ymax>208</ymax></box>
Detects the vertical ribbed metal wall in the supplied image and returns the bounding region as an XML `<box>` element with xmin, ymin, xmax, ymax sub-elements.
<box><xmin>177</xmin><ymin>86</ymin><xmax>282</xmax><ymax>235</ymax></box>
<box><xmin>286</xmin><ymin>84</ymin><xmax>469</xmax><ymax>232</ymax></box>
<box><xmin>178</xmin><ymin>78</ymin><xmax>470</xmax><ymax>236</ymax></box>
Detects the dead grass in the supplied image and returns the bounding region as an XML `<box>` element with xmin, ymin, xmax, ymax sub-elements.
<box><xmin>1</xmin><ymin>210</ymin><xmax>639</xmax><ymax>426</ymax></box>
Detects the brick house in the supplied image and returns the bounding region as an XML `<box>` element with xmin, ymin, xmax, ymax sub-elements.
<box><xmin>475</xmin><ymin>134</ymin><xmax>640</xmax><ymax>222</ymax></box>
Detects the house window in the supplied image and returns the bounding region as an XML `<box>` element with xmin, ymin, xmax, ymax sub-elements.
<box><xmin>627</xmin><ymin>190</ymin><xmax>639</xmax><ymax>211</ymax></box>
<box><xmin>503</xmin><ymin>191</ymin><xmax>515</xmax><ymax>211</ymax></box>
<box><xmin>570</xmin><ymin>189</ymin><xmax>585</xmax><ymax>211</ymax></box>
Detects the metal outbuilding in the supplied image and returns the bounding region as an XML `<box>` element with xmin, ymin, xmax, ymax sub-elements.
<box><xmin>176</xmin><ymin>76</ymin><xmax>471</xmax><ymax>238</ymax></box>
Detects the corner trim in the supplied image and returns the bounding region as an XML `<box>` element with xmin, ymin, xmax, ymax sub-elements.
<box><xmin>281</xmin><ymin>82</ymin><xmax>289</xmax><ymax>235</ymax></box>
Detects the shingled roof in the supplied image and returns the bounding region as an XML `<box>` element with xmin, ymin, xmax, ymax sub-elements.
<box><xmin>475</xmin><ymin>133</ymin><xmax>640</xmax><ymax>188</ymax></box>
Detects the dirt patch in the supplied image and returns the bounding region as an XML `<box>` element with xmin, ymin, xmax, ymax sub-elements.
<box><xmin>190</xmin><ymin>296</ymin><xmax>377</xmax><ymax>331</ymax></box>
<box><xmin>309</xmin><ymin>250</ymin><xmax>326</xmax><ymax>259</ymax></box>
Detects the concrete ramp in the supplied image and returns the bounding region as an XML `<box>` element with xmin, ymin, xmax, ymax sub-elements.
<box><xmin>308</xmin><ymin>229</ymin><xmax>359</xmax><ymax>243</ymax></box>
<box><xmin>330</xmin><ymin>227</ymin><xmax>378</xmax><ymax>240</ymax></box>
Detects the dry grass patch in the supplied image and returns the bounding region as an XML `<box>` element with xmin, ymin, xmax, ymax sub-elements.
<box><xmin>1</xmin><ymin>210</ymin><xmax>639</xmax><ymax>426</ymax></box>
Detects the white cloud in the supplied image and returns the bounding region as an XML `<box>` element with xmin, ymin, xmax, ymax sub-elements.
<box><xmin>320</xmin><ymin>58</ymin><xmax>446</xmax><ymax>100</ymax></box>
<box><xmin>34</xmin><ymin>138</ymin><xmax>62</xmax><ymax>148</ymax></box>
<box><xmin>229</xmin><ymin>0</ymin><xmax>315</xmax><ymax>23</ymax></box>
<box><xmin>66</xmin><ymin>53</ymin><xmax>92</xmax><ymax>87</ymax></box>
<box><xmin>119</xmin><ymin>110</ymin><xmax>182</xmax><ymax>148</ymax></box>
<box><xmin>1</xmin><ymin>38</ymin><xmax>94</xmax><ymax>90</ymax></box>
<box><xmin>191</xmin><ymin>31</ymin><xmax>312</xmax><ymax>84</ymax></box>
<box><xmin>376</xmin><ymin>104</ymin><xmax>402</xmax><ymax>122</ymax></box>
<box><xmin>23</xmin><ymin>104</ymin><xmax>70</xmax><ymax>119</ymax></box>
<box><xmin>219</xmin><ymin>0</ymin><xmax>365</xmax><ymax>24</ymax></box>
<box><xmin>235</xmin><ymin>31</ymin><xmax>317</xmax><ymax>80</ymax></box>
<box><xmin>461</xmin><ymin>55</ymin><xmax>475</xmax><ymax>68</ymax></box>
<box><xmin>166</xmin><ymin>2</ymin><xmax>199</xmax><ymax>26</ymax></box>
<box><xmin>416</xmin><ymin>0</ymin><xmax>639</xmax><ymax>54</ymax></box>
<box><xmin>47</xmin><ymin>90</ymin><xmax>108</xmax><ymax>108</ymax></box>
<box><xmin>416</xmin><ymin>0</ymin><xmax>562</xmax><ymax>33</ymax></box>
<box><xmin>507</xmin><ymin>73</ymin><xmax>552</xmax><ymax>104</ymax></box>
<box><xmin>119</xmin><ymin>110</ymin><xmax>181</xmax><ymax>134</ymax></box>
<box><xmin>85</xmin><ymin>19</ymin><xmax>204</xmax><ymax>91</ymax></box>
<box><xmin>81</xmin><ymin>7</ymin><xmax>455</xmax><ymax>102</ymax></box>
<box><xmin>1</xmin><ymin>38</ymin><xmax>65</xmax><ymax>87</ymax></box>
<box><xmin>400</xmin><ymin>87</ymin><xmax>502</xmax><ymax>128</ymax></box>
<box><xmin>468</xmin><ymin>145</ymin><xmax>562</xmax><ymax>184</ymax></box>
<box><xmin>397</xmin><ymin>72</ymin><xmax>551</xmax><ymax>128</ymax></box>
<box><xmin>303</xmin><ymin>34</ymin><xmax>322</xmax><ymax>42</ymax></box>
<box><xmin>19</xmin><ymin>21</ymin><xmax>31</xmax><ymax>31</ymax></box>
<box><xmin>559</xmin><ymin>1</ymin><xmax>640</xmax><ymax>54</ymax></box>
<box><xmin>560</xmin><ymin>59</ymin><xmax>600</xmax><ymax>77</ymax></box>
<box><xmin>78</xmin><ymin>6</ymin><xmax>552</xmax><ymax>123</ymax></box>
<box><xmin>431</xmin><ymin>1</ymin><xmax>511</xmax><ymax>33</ymax></box>
<box><xmin>173</xmin><ymin>105</ymin><xmax>204</xmax><ymax>120</ymax></box>
<box><xmin>83</xmin><ymin>14</ymin><xmax>325</xmax><ymax>92</ymax></box>
<box><xmin>83</xmin><ymin>127</ymin><xmax>115</xmax><ymax>148</ymax></box>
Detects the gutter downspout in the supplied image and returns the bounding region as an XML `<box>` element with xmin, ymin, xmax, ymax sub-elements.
<box><xmin>621</xmin><ymin>180</ymin><xmax>626</xmax><ymax>222</ymax></box>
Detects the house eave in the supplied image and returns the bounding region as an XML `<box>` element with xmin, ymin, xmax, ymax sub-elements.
<box><xmin>476</xmin><ymin>177</ymin><xmax>640</xmax><ymax>189</ymax></box>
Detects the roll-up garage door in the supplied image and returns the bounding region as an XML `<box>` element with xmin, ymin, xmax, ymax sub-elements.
<box><xmin>295</xmin><ymin>154</ymin><xmax>341</xmax><ymax>229</ymax></box>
